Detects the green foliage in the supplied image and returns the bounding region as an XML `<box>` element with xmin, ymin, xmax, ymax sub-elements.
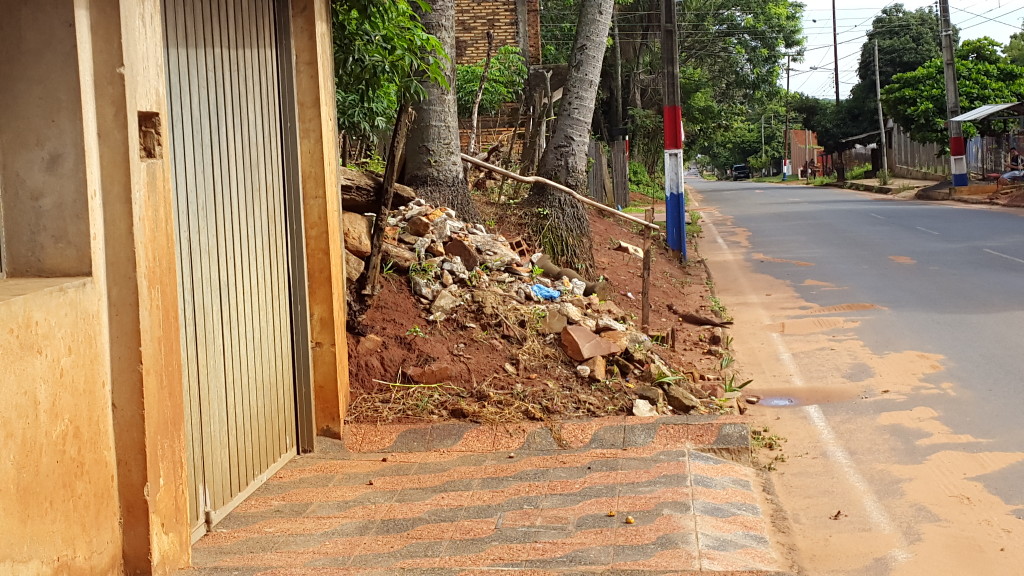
<box><xmin>1007</xmin><ymin>24</ymin><xmax>1024</xmax><ymax>66</ymax></box>
<box><xmin>455</xmin><ymin>46</ymin><xmax>528</xmax><ymax>118</ymax></box>
<box><xmin>882</xmin><ymin>37</ymin><xmax>1024</xmax><ymax>146</ymax></box>
<box><xmin>843</xmin><ymin>4</ymin><xmax>946</xmax><ymax>142</ymax></box>
<box><xmin>628</xmin><ymin>160</ymin><xmax>664</xmax><ymax>200</ymax></box>
<box><xmin>332</xmin><ymin>0</ymin><xmax>446</xmax><ymax>145</ymax></box>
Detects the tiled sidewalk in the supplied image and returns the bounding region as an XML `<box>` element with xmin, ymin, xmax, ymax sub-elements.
<box><xmin>181</xmin><ymin>417</ymin><xmax>792</xmax><ymax>576</ymax></box>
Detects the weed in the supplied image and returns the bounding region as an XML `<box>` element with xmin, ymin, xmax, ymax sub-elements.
<box><xmin>530</xmin><ymin>265</ymin><xmax>544</xmax><ymax>279</ymax></box>
<box><xmin>406</xmin><ymin>325</ymin><xmax>427</xmax><ymax>338</ymax></box>
<box><xmin>409</xmin><ymin>261</ymin><xmax>437</xmax><ymax>279</ymax></box>
<box><xmin>878</xmin><ymin>169</ymin><xmax>892</xmax><ymax>186</ymax></box>
<box><xmin>719</xmin><ymin>354</ymin><xmax>736</xmax><ymax>371</ymax></box>
<box><xmin>722</xmin><ymin>334</ymin><xmax>734</xmax><ymax>349</ymax></box>
<box><xmin>750</xmin><ymin>426</ymin><xmax>787</xmax><ymax>470</ymax></box>
<box><xmin>709</xmin><ymin>295</ymin><xmax>731</xmax><ymax>321</ymax></box>
<box><xmin>381</xmin><ymin>260</ymin><xmax>397</xmax><ymax>276</ymax></box>
<box><xmin>723</xmin><ymin>374</ymin><xmax>752</xmax><ymax>393</ymax></box>
<box><xmin>485</xmin><ymin>219</ymin><xmax>497</xmax><ymax>228</ymax></box>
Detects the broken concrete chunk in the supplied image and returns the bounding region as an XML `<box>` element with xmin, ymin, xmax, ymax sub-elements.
<box><xmin>474</xmin><ymin>236</ymin><xmax>523</xmax><ymax>268</ymax></box>
<box><xmin>410</xmin><ymin>277</ymin><xmax>442</xmax><ymax>301</ymax></box>
<box><xmin>556</xmin><ymin>302</ymin><xmax>586</xmax><ymax>323</ymax></box>
<box><xmin>430</xmin><ymin>286</ymin><xmax>464</xmax><ymax>317</ymax></box>
<box><xmin>560</xmin><ymin>325</ymin><xmax>623</xmax><ymax>362</ymax></box>
<box><xmin>596</xmin><ymin>317</ymin><xmax>627</xmax><ymax>333</ymax></box>
<box><xmin>576</xmin><ymin>365</ymin><xmax>592</xmax><ymax>378</ymax></box>
<box><xmin>632</xmin><ymin>399</ymin><xmax>659</xmax><ymax>417</ymax></box>
<box><xmin>594</xmin><ymin>301</ymin><xmax>627</xmax><ymax>320</ymax></box>
<box><xmin>536</xmin><ymin>307</ymin><xmax>568</xmax><ymax>335</ymax></box>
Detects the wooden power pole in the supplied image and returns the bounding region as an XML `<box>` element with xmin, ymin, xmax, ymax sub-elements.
<box><xmin>938</xmin><ymin>0</ymin><xmax>967</xmax><ymax>189</ymax></box>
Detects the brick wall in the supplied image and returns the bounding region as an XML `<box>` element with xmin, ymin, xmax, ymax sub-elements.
<box><xmin>455</xmin><ymin>0</ymin><xmax>541</xmax><ymax>65</ymax></box>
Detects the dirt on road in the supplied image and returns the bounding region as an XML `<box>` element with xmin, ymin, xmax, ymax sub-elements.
<box><xmin>696</xmin><ymin>190</ymin><xmax>1024</xmax><ymax>575</ymax></box>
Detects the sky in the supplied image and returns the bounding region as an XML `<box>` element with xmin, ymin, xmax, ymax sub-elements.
<box><xmin>791</xmin><ymin>0</ymin><xmax>1024</xmax><ymax>99</ymax></box>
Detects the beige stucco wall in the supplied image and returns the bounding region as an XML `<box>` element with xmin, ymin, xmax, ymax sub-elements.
<box><xmin>0</xmin><ymin>281</ymin><xmax>124</xmax><ymax>575</ymax></box>
<box><xmin>0</xmin><ymin>1</ymin><xmax>92</xmax><ymax>277</ymax></box>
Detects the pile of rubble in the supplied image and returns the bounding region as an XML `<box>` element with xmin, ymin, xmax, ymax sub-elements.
<box><xmin>342</xmin><ymin>198</ymin><xmax>741</xmax><ymax>417</ymax></box>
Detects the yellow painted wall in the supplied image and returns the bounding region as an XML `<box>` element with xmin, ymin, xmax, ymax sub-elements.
<box><xmin>0</xmin><ymin>281</ymin><xmax>124</xmax><ymax>575</ymax></box>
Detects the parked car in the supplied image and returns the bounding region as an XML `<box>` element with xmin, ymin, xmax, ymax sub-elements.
<box><xmin>731</xmin><ymin>164</ymin><xmax>751</xmax><ymax>180</ymax></box>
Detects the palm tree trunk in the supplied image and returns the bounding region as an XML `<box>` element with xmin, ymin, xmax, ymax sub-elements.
<box><xmin>402</xmin><ymin>0</ymin><xmax>480</xmax><ymax>221</ymax></box>
<box><xmin>524</xmin><ymin>0</ymin><xmax>613</xmax><ymax>277</ymax></box>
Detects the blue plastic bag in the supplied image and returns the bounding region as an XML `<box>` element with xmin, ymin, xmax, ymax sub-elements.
<box><xmin>531</xmin><ymin>283</ymin><xmax>561</xmax><ymax>301</ymax></box>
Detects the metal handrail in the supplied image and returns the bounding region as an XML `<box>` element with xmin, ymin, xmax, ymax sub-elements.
<box><xmin>460</xmin><ymin>153</ymin><xmax>659</xmax><ymax>231</ymax></box>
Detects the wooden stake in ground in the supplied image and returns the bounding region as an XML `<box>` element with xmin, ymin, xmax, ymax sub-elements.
<box><xmin>360</xmin><ymin>104</ymin><xmax>414</xmax><ymax>297</ymax></box>
<box><xmin>641</xmin><ymin>207</ymin><xmax>654</xmax><ymax>333</ymax></box>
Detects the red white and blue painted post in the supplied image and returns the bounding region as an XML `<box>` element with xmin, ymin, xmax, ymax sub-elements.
<box><xmin>664</xmin><ymin>107</ymin><xmax>685</xmax><ymax>259</ymax></box>
<box><xmin>662</xmin><ymin>0</ymin><xmax>686</xmax><ymax>260</ymax></box>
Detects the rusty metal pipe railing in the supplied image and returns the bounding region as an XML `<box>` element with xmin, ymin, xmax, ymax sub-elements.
<box><xmin>461</xmin><ymin>153</ymin><xmax>660</xmax><ymax>334</ymax></box>
<box><xmin>460</xmin><ymin>154</ymin><xmax>659</xmax><ymax>231</ymax></box>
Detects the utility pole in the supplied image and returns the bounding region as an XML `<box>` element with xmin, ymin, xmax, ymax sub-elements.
<box><xmin>938</xmin><ymin>0</ymin><xmax>967</xmax><ymax>189</ymax></box>
<box><xmin>833</xmin><ymin>0</ymin><xmax>845</xmax><ymax>181</ymax></box>
<box><xmin>782</xmin><ymin>54</ymin><xmax>791</xmax><ymax>181</ymax></box>
<box><xmin>761</xmin><ymin>115</ymin><xmax>766</xmax><ymax>175</ymax></box>
<box><xmin>874</xmin><ymin>40</ymin><xmax>888</xmax><ymax>179</ymax></box>
<box><xmin>662</xmin><ymin>0</ymin><xmax>685</xmax><ymax>260</ymax></box>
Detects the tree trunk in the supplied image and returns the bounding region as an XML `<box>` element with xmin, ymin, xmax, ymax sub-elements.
<box><xmin>468</xmin><ymin>30</ymin><xmax>494</xmax><ymax>157</ymax></box>
<box><xmin>523</xmin><ymin>0</ymin><xmax>613</xmax><ymax>278</ymax></box>
<box><xmin>402</xmin><ymin>0</ymin><xmax>480</xmax><ymax>222</ymax></box>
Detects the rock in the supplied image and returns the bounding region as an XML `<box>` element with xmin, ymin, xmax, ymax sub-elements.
<box><xmin>406</xmin><ymin>363</ymin><xmax>453</xmax><ymax>385</ymax></box>
<box><xmin>338</xmin><ymin>166</ymin><xmax>416</xmax><ymax>213</ymax></box>
<box><xmin>556</xmin><ymin>302</ymin><xmax>586</xmax><ymax>323</ymax></box>
<box><xmin>355</xmin><ymin>334</ymin><xmax>383</xmax><ymax>355</ymax></box>
<box><xmin>635</xmin><ymin>385</ymin><xmax>664</xmax><ymax>406</ymax></box>
<box><xmin>745</xmin><ymin>395</ymin><xmax>761</xmax><ymax>405</ymax></box>
<box><xmin>600</xmin><ymin>330</ymin><xmax>651</xmax><ymax>353</ymax></box>
<box><xmin>582</xmin><ymin>356</ymin><xmax>606</xmax><ymax>381</ymax></box>
<box><xmin>560</xmin><ymin>325</ymin><xmax>623</xmax><ymax>362</ymax></box>
<box><xmin>503</xmin><ymin>363</ymin><xmax>518</xmax><ymax>376</ymax></box>
<box><xmin>381</xmin><ymin>243</ymin><xmax>418</xmax><ymax>271</ymax></box>
<box><xmin>709</xmin><ymin>327</ymin><xmax>724</xmax><ymax>346</ymax></box>
<box><xmin>410</xmin><ymin>276</ymin><xmax>442</xmax><ymax>301</ymax></box>
<box><xmin>596</xmin><ymin>316</ymin><xmax>627</xmax><ymax>333</ymax></box>
<box><xmin>700</xmin><ymin>382</ymin><xmax>726</xmax><ymax>399</ymax></box>
<box><xmin>430</xmin><ymin>286</ymin><xmax>464</xmax><ymax>317</ymax></box>
<box><xmin>474</xmin><ymin>236</ymin><xmax>523</xmax><ymax>268</ymax></box>
<box><xmin>434</xmin><ymin>219</ymin><xmax>453</xmax><ymax>242</ymax></box>
<box><xmin>407</xmin><ymin>215</ymin><xmax>432</xmax><ymax>237</ymax></box>
<box><xmin>412</xmin><ymin>237</ymin><xmax>431</xmax><ymax>256</ymax></box>
<box><xmin>469</xmin><ymin>223</ymin><xmax>487</xmax><ymax>235</ymax></box>
<box><xmin>569</xmin><ymin>278</ymin><xmax>587</xmax><ymax>297</ymax></box>
<box><xmin>645</xmin><ymin>354</ymin><xmax>674</xmax><ymax>382</ymax></box>
<box><xmin>342</xmin><ymin>211</ymin><xmax>373</xmax><ymax>258</ymax></box>
<box><xmin>442</xmin><ymin>256</ymin><xmax>469</xmax><ymax>279</ymax></box>
<box><xmin>398</xmin><ymin>233</ymin><xmax>420</xmax><ymax>245</ymax></box>
<box><xmin>425</xmin><ymin>208</ymin><xmax>446</xmax><ymax>222</ymax></box>
<box><xmin>632</xmin><ymin>399</ymin><xmax>659</xmax><ymax>417</ymax></box>
<box><xmin>537</xmin><ymin>307</ymin><xmax>568</xmax><ymax>335</ymax></box>
<box><xmin>576</xmin><ymin>365</ymin><xmax>592</xmax><ymax>378</ymax></box>
<box><xmin>427</xmin><ymin>242</ymin><xmax>446</xmax><ymax>257</ymax></box>
<box><xmin>441</xmin><ymin>270</ymin><xmax>454</xmax><ymax>287</ymax></box>
<box><xmin>344</xmin><ymin>250</ymin><xmax>365</xmax><ymax>283</ymax></box>
<box><xmin>579</xmin><ymin>317</ymin><xmax>598</xmax><ymax>332</ymax></box>
<box><xmin>444</xmin><ymin>238</ymin><xmax>480</xmax><ymax>270</ymax></box>
<box><xmin>664</xmin><ymin>383</ymin><xmax>702</xmax><ymax>413</ymax></box>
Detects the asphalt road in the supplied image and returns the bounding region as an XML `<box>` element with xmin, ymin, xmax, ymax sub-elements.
<box><xmin>689</xmin><ymin>177</ymin><xmax>1024</xmax><ymax>515</ymax></box>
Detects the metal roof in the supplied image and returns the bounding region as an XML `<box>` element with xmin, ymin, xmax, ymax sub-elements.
<box><xmin>951</xmin><ymin>102</ymin><xmax>1024</xmax><ymax>122</ymax></box>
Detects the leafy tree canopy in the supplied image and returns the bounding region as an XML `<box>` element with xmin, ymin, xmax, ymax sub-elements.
<box><xmin>332</xmin><ymin>0</ymin><xmax>446</xmax><ymax>145</ymax></box>
<box><xmin>1005</xmin><ymin>20</ymin><xmax>1024</xmax><ymax>66</ymax></box>
<box><xmin>843</xmin><ymin>4</ymin><xmax>946</xmax><ymax>140</ymax></box>
<box><xmin>455</xmin><ymin>46</ymin><xmax>528</xmax><ymax>118</ymax></box>
<box><xmin>882</xmin><ymin>37</ymin><xmax>1024</xmax><ymax>146</ymax></box>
